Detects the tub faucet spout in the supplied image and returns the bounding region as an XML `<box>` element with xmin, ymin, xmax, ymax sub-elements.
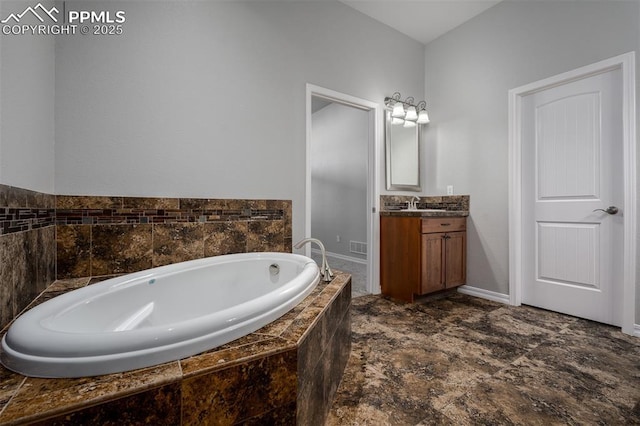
<box><xmin>294</xmin><ymin>238</ymin><xmax>334</xmax><ymax>282</ymax></box>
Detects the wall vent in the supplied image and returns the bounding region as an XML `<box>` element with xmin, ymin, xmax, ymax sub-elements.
<box><xmin>349</xmin><ymin>240</ymin><xmax>367</xmax><ymax>255</ymax></box>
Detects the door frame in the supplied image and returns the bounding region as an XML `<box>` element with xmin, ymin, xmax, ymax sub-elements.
<box><xmin>305</xmin><ymin>83</ymin><xmax>382</xmax><ymax>294</ymax></box>
<box><xmin>508</xmin><ymin>52</ymin><xmax>637</xmax><ymax>335</ymax></box>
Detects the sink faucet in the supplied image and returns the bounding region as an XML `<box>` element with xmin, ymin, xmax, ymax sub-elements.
<box><xmin>294</xmin><ymin>238</ymin><xmax>334</xmax><ymax>282</ymax></box>
<box><xmin>408</xmin><ymin>196</ymin><xmax>420</xmax><ymax>210</ymax></box>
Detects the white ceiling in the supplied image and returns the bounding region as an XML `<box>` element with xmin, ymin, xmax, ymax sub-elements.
<box><xmin>341</xmin><ymin>0</ymin><xmax>502</xmax><ymax>45</ymax></box>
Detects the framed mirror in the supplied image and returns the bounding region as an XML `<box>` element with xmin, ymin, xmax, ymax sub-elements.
<box><xmin>385</xmin><ymin>110</ymin><xmax>421</xmax><ymax>191</ymax></box>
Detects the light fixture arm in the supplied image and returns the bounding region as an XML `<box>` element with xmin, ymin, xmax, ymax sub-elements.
<box><xmin>389</xmin><ymin>92</ymin><xmax>402</xmax><ymax>102</ymax></box>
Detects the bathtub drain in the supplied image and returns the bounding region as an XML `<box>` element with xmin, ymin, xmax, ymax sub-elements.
<box><xmin>269</xmin><ymin>263</ymin><xmax>280</xmax><ymax>276</ymax></box>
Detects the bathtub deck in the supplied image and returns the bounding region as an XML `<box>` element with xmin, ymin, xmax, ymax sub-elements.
<box><xmin>0</xmin><ymin>272</ymin><xmax>352</xmax><ymax>425</ymax></box>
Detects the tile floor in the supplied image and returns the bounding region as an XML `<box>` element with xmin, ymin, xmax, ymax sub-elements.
<box><xmin>312</xmin><ymin>252</ymin><xmax>368</xmax><ymax>297</ymax></box>
<box><xmin>327</xmin><ymin>292</ymin><xmax>640</xmax><ymax>425</ymax></box>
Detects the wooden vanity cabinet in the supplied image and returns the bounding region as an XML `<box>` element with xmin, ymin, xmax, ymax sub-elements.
<box><xmin>381</xmin><ymin>215</ymin><xmax>467</xmax><ymax>302</ymax></box>
<box><xmin>421</xmin><ymin>217</ymin><xmax>467</xmax><ymax>294</ymax></box>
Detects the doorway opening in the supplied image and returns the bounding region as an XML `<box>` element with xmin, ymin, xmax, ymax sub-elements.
<box><xmin>305</xmin><ymin>84</ymin><xmax>382</xmax><ymax>296</ymax></box>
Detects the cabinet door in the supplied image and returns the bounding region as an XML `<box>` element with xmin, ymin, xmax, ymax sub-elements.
<box><xmin>444</xmin><ymin>231</ymin><xmax>466</xmax><ymax>288</ymax></box>
<box><xmin>421</xmin><ymin>232</ymin><xmax>445</xmax><ymax>294</ymax></box>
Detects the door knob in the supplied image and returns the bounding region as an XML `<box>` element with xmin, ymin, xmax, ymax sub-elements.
<box><xmin>593</xmin><ymin>206</ymin><xmax>619</xmax><ymax>215</ymax></box>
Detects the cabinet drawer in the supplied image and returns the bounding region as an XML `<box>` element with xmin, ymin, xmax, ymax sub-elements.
<box><xmin>421</xmin><ymin>217</ymin><xmax>466</xmax><ymax>233</ymax></box>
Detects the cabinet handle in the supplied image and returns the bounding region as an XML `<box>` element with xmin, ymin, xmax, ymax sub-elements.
<box><xmin>440</xmin><ymin>223</ymin><xmax>451</xmax><ymax>227</ymax></box>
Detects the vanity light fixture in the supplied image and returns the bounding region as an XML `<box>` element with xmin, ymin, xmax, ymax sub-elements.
<box><xmin>404</xmin><ymin>99</ymin><xmax>418</xmax><ymax>121</ymax></box>
<box><xmin>384</xmin><ymin>96</ymin><xmax>405</xmax><ymax>120</ymax></box>
<box><xmin>384</xmin><ymin>92</ymin><xmax>430</xmax><ymax>125</ymax></box>
<box><xmin>416</xmin><ymin>101</ymin><xmax>430</xmax><ymax>124</ymax></box>
<box><xmin>391</xmin><ymin>101</ymin><xmax>405</xmax><ymax>118</ymax></box>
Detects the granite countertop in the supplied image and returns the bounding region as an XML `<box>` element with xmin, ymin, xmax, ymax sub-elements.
<box><xmin>380</xmin><ymin>209</ymin><xmax>469</xmax><ymax>217</ymax></box>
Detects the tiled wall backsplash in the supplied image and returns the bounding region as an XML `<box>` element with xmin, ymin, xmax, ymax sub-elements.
<box><xmin>0</xmin><ymin>185</ymin><xmax>293</xmax><ymax>330</ymax></box>
<box><xmin>0</xmin><ymin>185</ymin><xmax>56</xmax><ymax>329</ymax></box>
<box><xmin>56</xmin><ymin>196</ymin><xmax>292</xmax><ymax>279</ymax></box>
<box><xmin>380</xmin><ymin>195</ymin><xmax>470</xmax><ymax>211</ymax></box>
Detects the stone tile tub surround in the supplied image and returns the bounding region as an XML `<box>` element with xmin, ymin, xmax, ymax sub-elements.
<box><xmin>56</xmin><ymin>195</ymin><xmax>292</xmax><ymax>279</ymax></box>
<box><xmin>0</xmin><ymin>185</ymin><xmax>56</xmax><ymax>331</ymax></box>
<box><xmin>381</xmin><ymin>194</ymin><xmax>469</xmax><ymax>212</ymax></box>
<box><xmin>0</xmin><ymin>273</ymin><xmax>351</xmax><ymax>425</ymax></box>
<box><xmin>0</xmin><ymin>184</ymin><xmax>293</xmax><ymax>331</ymax></box>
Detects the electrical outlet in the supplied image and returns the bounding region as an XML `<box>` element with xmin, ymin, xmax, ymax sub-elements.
<box><xmin>336</xmin><ymin>235</ymin><xmax>341</xmax><ymax>243</ymax></box>
<box><xmin>447</xmin><ymin>185</ymin><xmax>454</xmax><ymax>195</ymax></box>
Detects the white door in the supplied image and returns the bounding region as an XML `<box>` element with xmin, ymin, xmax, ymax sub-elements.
<box><xmin>521</xmin><ymin>68</ymin><xmax>624</xmax><ymax>326</ymax></box>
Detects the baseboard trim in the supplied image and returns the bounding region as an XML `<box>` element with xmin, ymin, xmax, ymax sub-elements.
<box><xmin>311</xmin><ymin>248</ymin><xmax>367</xmax><ymax>265</ymax></box>
<box><xmin>457</xmin><ymin>285</ymin><xmax>510</xmax><ymax>305</ymax></box>
<box><xmin>634</xmin><ymin>324</ymin><xmax>640</xmax><ymax>338</ymax></box>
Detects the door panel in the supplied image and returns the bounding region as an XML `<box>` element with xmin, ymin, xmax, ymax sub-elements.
<box><xmin>421</xmin><ymin>233</ymin><xmax>444</xmax><ymax>294</ymax></box>
<box><xmin>537</xmin><ymin>222</ymin><xmax>599</xmax><ymax>288</ymax></box>
<box><xmin>536</xmin><ymin>92</ymin><xmax>600</xmax><ymax>200</ymax></box>
<box><xmin>522</xmin><ymin>68</ymin><xmax>623</xmax><ymax>326</ymax></box>
<box><xmin>444</xmin><ymin>232</ymin><xmax>466</xmax><ymax>288</ymax></box>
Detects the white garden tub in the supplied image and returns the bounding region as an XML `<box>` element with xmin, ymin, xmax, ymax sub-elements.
<box><xmin>1</xmin><ymin>252</ymin><xmax>320</xmax><ymax>378</ymax></box>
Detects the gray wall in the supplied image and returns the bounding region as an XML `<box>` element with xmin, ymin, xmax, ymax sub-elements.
<box><xmin>311</xmin><ymin>102</ymin><xmax>368</xmax><ymax>259</ymax></box>
<box><xmin>423</xmin><ymin>1</ymin><xmax>640</xmax><ymax>302</ymax></box>
<box><xmin>0</xmin><ymin>1</ymin><xmax>55</xmax><ymax>193</ymax></box>
<box><xmin>54</xmin><ymin>1</ymin><xmax>425</xmax><ymax>247</ymax></box>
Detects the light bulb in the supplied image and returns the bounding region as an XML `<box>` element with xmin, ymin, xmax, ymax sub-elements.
<box><xmin>391</xmin><ymin>102</ymin><xmax>405</xmax><ymax>118</ymax></box>
<box><xmin>417</xmin><ymin>110</ymin><xmax>430</xmax><ymax>124</ymax></box>
<box><xmin>405</xmin><ymin>106</ymin><xmax>418</xmax><ymax>121</ymax></box>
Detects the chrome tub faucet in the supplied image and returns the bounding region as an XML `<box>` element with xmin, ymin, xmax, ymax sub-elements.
<box><xmin>294</xmin><ymin>238</ymin><xmax>334</xmax><ymax>282</ymax></box>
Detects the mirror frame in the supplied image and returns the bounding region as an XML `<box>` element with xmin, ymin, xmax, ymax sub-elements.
<box><xmin>385</xmin><ymin>110</ymin><xmax>421</xmax><ymax>191</ymax></box>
